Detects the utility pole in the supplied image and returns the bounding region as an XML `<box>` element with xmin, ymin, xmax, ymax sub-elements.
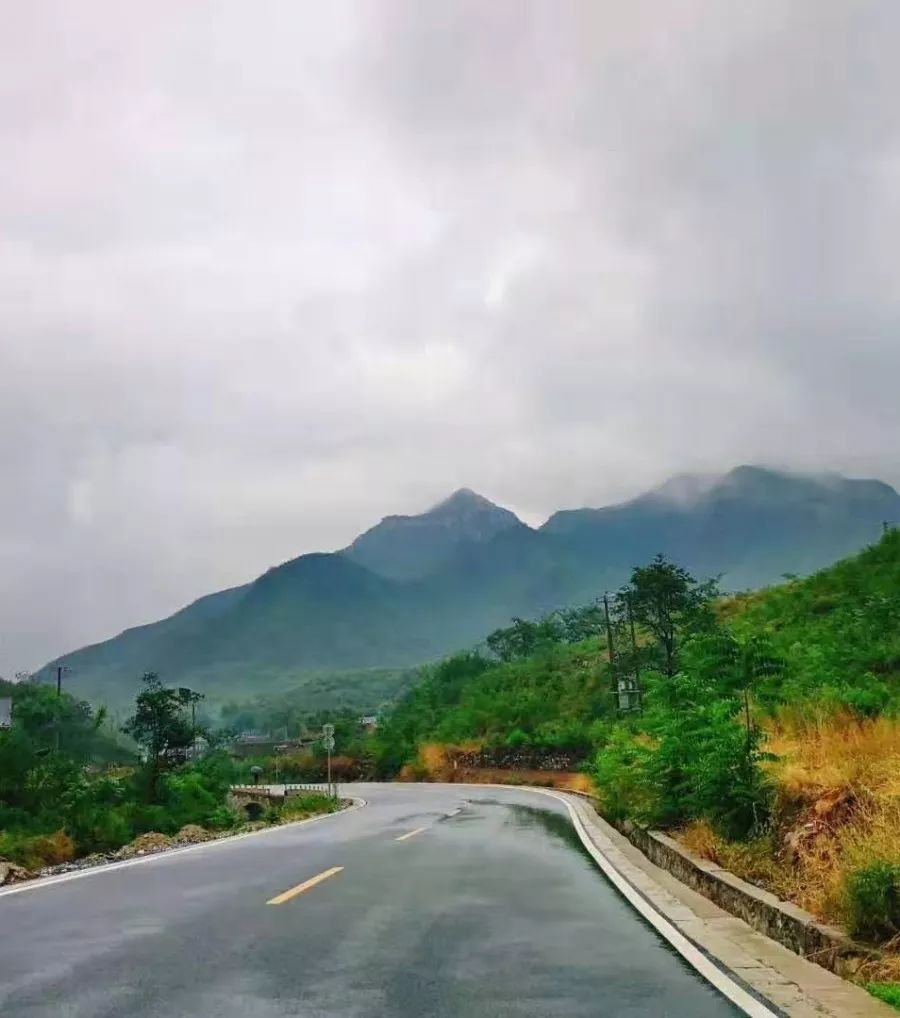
<box><xmin>55</xmin><ymin>665</ymin><xmax>68</xmax><ymax>751</ymax></box>
<box><xmin>603</xmin><ymin>593</ymin><xmax>618</xmax><ymax>699</ymax></box>
<box><xmin>626</xmin><ymin>592</ymin><xmax>643</xmax><ymax>712</ymax></box>
<box><xmin>323</xmin><ymin>723</ymin><xmax>335</xmax><ymax>798</ymax></box>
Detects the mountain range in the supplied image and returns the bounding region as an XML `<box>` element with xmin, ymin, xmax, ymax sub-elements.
<box><xmin>38</xmin><ymin>466</ymin><xmax>900</xmax><ymax>709</ymax></box>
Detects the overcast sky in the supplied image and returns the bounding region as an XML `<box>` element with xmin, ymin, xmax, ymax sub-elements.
<box><xmin>3</xmin><ymin>1</ymin><xmax>900</xmax><ymax>674</ymax></box>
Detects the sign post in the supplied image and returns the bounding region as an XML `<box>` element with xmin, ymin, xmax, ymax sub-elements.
<box><xmin>322</xmin><ymin>724</ymin><xmax>335</xmax><ymax>798</ymax></box>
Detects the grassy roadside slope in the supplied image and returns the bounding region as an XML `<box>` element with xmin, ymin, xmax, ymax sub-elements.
<box><xmin>375</xmin><ymin>532</ymin><xmax>900</xmax><ymax>998</ymax></box>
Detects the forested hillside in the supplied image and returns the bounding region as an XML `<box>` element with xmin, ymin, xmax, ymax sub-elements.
<box><xmin>38</xmin><ymin>467</ymin><xmax>899</xmax><ymax>711</ymax></box>
<box><xmin>378</xmin><ymin>532</ymin><xmax>900</xmax><ymax>768</ymax></box>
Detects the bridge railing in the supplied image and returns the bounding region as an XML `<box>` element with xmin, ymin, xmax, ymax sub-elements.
<box><xmin>284</xmin><ymin>782</ymin><xmax>331</xmax><ymax>795</ymax></box>
<box><xmin>230</xmin><ymin>783</ymin><xmax>333</xmax><ymax>795</ymax></box>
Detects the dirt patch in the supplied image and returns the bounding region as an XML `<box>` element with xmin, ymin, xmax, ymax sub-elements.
<box><xmin>114</xmin><ymin>832</ymin><xmax>175</xmax><ymax>859</ymax></box>
<box><xmin>448</xmin><ymin>766</ymin><xmax>594</xmax><ymax>793</ymax></box>
<box><xmin>402</xmin><ymin>742</ymin><xmax>594</xmax><ymax>793</ymax></box>
<box><xmin>781</xmin><ymin>788</ymin><xmax>860</xmax><ymax>868</ymax></box>
<box><xmin>0</xmin><ymin>858</ymin><xmax>37</xmax><ymax>885</ymax></box>
<box><xmin>174</xmin><ymin>824</ymin><xmax>214</xmax><ymax>845</ymax></box>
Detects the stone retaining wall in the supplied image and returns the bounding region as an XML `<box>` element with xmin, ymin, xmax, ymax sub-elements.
<box><xmin>614</xmin><ymin>817</ymin><xmax>878</xmax><ymax>978</ymax></box>
<box><xmin>452</xmin><ymin>747</ymin><xmax>583</xmax><ymax>771</ymax></box>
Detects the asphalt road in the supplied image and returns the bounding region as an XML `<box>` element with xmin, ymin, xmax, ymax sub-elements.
<box><xmin>0</xmin><ymin>784</ymin><xmax>743</xmax><ymax>1017</ymax></box>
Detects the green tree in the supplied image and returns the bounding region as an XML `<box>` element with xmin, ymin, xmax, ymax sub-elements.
<box><xmin>122</xmin><ymin>673</ymin><xmax>202</xmax><ymax>800</ymax></box>
<box><xmin>595</xmin><ymin>666</ymin><xmax>772</xmax><ymax>839</ymax></box>
<box><xmin>622</xmin><ymin>554</ymin><xmax>717</xmax><ymax>677</ymax></box>
<box><xmin>0</xmin><ymin>680</ymin><xmax>114</xmax><ymax>762</ymax></box>
<box><xmin>486</xmin><ymin>617</ymin><xmax>562</xmax><ymax>661</ymax></box>
<box><xmin>684</xmin><ymin>630</ymin><xmax>784</xmax><ymax>750</ymax></box>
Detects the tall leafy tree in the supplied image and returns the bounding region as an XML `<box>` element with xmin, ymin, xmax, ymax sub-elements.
<box><xmin>622</xmin><ymin>554</ymin><xmax>717</xmax><ymax>677</ymax></box>
<box><xmin>122</xmin><ymin>673</ymin><xmax>202</xmax><ymax>799</ymax></box>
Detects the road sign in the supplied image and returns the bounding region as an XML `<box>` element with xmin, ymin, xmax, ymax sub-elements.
<box><xmin>322</xmin><ymin>723</ymin><xmax>335</xmax><ymax>737</ymax></box>
<box><xmin>324</xmin><ymin>736</ymin><xmax>335</xmax><ymax>751</ymax></box>
<box><xmin>0</xmin><ymin>698</ymin><xmax>11</xmax><ymax>729</ymax></box>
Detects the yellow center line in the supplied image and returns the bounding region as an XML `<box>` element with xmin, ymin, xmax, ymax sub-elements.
<box><xmin>266</xmin><ymin>866</ymin><xmax>343</xmax><ymax>905</ymax></box>
<box><xmin>395</xmin><ymin>825</ymin><xmax>429</xmax><ymax>842</ymax></box>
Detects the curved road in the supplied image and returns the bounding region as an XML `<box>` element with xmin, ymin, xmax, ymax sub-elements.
<box><xmin>0</xmin><ymin>784</ymin><xmax>742</xmax><ymax>1017</ymax></box>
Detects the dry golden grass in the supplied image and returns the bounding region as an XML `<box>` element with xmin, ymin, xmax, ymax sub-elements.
<box><xmin>679</xmin><ymin>710</ymin><xmax>900</xmax><ymax>952</ymax></box>
<box><xmin>559</xmin><ymin>771</ymin><xmax>596</xmax><ymax>794</ymax></box>
<box><xmin>450</xmin><ymin>767</ymin><xmax>595</xmax><ymax>791</ymax></box>
<box><xmin>679</xmin><ymin>819</ymin><xmax>793</xmax><ymax>900</ymax></box>
<box><xmin>419</xmin><ymin>742</ymin><xmax>452</xmax><ymax>777</ymax></box>
<box><xmin>858</xmin><ymin>947</ymin><xmax>900</xmax><ymax>984</ymax></box>
<box><xmin>766</xmin><ymin>709</ymin><xmax>900</xmax><ymax>803</ymax></box>
<box><xmin>715</xmin><ymin>590</ymin><xmax>769</xmax><ymax>623</ymax></box>
<box><xmin>401</xmin><ymin>742</ymin><xmax>596</xmax><ymax>794</ymax></box>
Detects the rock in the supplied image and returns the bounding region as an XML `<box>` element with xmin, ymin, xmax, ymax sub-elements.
<box><xmin>174</xmin><ymin>824</ymin><xmax>213</xmax><ymax>845</ymax></box>
<box><xmin>781</xmin><ymin>788</ymin><xmax>858</xmax><ymax>866</ymax></box>
<box><xmin>80</xmin><ymin>853</ymin><xmax>111</xmax><ymax>867</ymax></box>
<box><xmin>113</xmin><ymin>832</ymin><xmax>174</xmax><ymax>860</ymax></box>
<box><xmin>812</xmin><ymin>788</ymin><xmax>858</xmax><ymax>827</ymax></box>
<box><xmin>37</xmin><ymin>853</ymin><xmax>113</xmax><ymax>878</ymax></box>
<box><xmin>0</xmin><ymin>858</ymin><xmax>36</xmax><ymax>885</ymax></box>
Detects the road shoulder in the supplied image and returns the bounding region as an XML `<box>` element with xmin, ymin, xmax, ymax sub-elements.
<box><xmin>0</xmin><ymin>797</ymin><xmax>367</xmax><ymax>899</ymax></box>
<box><xmin>547</xmin><ymin>790</ymin><xmax>894</xmax><ymax>1018</ymax></box>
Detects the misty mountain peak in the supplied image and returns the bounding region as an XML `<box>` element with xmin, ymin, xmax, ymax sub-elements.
<box><xmin>344</xmin><ymin>488</ymin><xmax>523</xmax><ymax>581</ymax></box>
<box><xmin>713</xmin><ymin>465</ymin><xmax>899</xmax><ymax>506</ymax></box>
<box><xmin>43</xmin><ymin>464</ymin><xmax>900</xmax><ymax>707</ymax></box>
<box><xmin>649</xmin><ymin>472</ymin><xmax>719</xmax><ymax>506</ymax></box>
<box><xmin>428</xmin><ymin>487</ymin><xmax>511</xmax><ymax>517</ymax></box>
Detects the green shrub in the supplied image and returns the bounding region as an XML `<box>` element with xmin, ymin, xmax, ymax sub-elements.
<box><xmin>866</xmin><ymin>984</ymin><xmax>900</xmax><ymax>1010</ymax></box>
<box><xmin>845</xmin><ymin>861</ymin><xmax>900</xmax><ymax>941</ymax></box>
<box><xmin>678</xmin><ymin>701</ymin><xmax>772</xmax><ymax>840</ymax></box>
<box><xmin>160</xmin><ymin>771</ymin><xmax>219</xmax><ymax>829</ymax></box>
<box><xmin>281</xmin><ymin>793</ymin><xmax>337</xmax><ymax>820</ymax></box>
<box><xmin>836</xmin><ymin>681</ymin><xmax>891</xmax><ymax>719</ymax></box>
<box><xmin>594</xmin><ymin>728</ymin><xmax>657</xmax><ymax>824</ymax></box>
<box><xmin>593</xmin><ymin>668</ymin><xmax>772</xmax><ymax>840</ymax></box>
<box><xmin>129</xmin><ymin>803</ymin><xmax>174</xmax><ymax>835</ymax></box>
<box><xmin>0</xmin><ymin>829</ymin><xmax>74</xmax><ymax>869</ymax></box>
<box><xmin>61</xmin><ymin>776</ymin><xmax>134</xmax><ymax>854</ymax></box>
<box><xmin>206</xmin><ymin>805</ymin><xmax>241</xmax><ymax>831</ymax></box>
<box><xmin>80</xmin><ymin>808</ymin><xmax>134</xmax><ymax>854</ymax></box>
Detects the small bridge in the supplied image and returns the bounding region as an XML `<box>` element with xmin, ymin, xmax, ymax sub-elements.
<box><xmin>228</xmin><ymin>783</ymin><xmax>331</xmax><ymax>821</ymax></box>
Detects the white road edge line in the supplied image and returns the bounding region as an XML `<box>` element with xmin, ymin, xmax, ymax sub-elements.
<box><xmin>0</xmin><ymin>781</ymin><xmax>782</xmax><ymax>1016</ymax></box>
<box><xmin>493</xmin><ymin>786</ymin><xmax>780</xmax><ymax>1018</ymax></box>
<box><xmin>0</xmin><ymin>798</ymin><xmax>367</xmax><ymax>900</ymax></box>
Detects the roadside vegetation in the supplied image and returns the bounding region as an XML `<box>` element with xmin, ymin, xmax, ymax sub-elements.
<box><xmin>372</xmin><ymin>530</ymin><xmax>900</xmax><ymax>996</ymax></box>
<box><xmin>0</xmin><ymin>672</ymin><xmax>336</xmax><ymax>876</ymax></box>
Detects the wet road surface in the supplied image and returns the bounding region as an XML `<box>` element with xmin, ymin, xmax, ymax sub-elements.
<box><xmin>0</xmin><ymin>784</ymin><xmax>743</xmax><ymax>1017</ymax></box>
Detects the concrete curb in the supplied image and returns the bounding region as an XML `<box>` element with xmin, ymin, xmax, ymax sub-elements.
<box><xmin>0</xmin><ymin>797</ymin><xmax>367</xmax><ymax>899</ymax></box>
<box><xmin>617</xmin><ymin>820</ymin><xmax>877</xmax><ymax>978</ymax></box>
<box><xmin>503</xmin><ymin>787</ymin><xmax>783</xmax><ymax>1018</ymax></box>
<box><xmin>478</xmin><ymin>785</ymin><xmax>893</xmax><ymax>1018</ymax></box>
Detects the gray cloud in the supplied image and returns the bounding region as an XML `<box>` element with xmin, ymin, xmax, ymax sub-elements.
<box><xmin>2</xmin><ymin>1</ymin><xmax>899</xmax><ymax>674</ymax></box>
